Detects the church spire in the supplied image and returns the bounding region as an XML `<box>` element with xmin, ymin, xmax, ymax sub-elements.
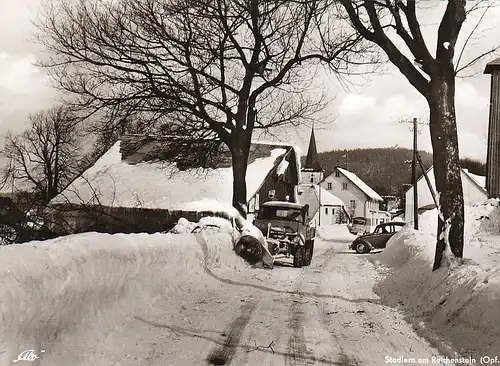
<box><xmin>303</xmin><ymin>127</ymin><xmax>323</xmax><ymax>172</ymax></box>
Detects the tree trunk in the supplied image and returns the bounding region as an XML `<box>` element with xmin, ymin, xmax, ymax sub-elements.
<box><xmin>231</xmin><ymin>127</ymin><xmax>252</xmax><ymax>219</ymax></box>
<box><xmin>427</xmin><ymin>75</ymin><xmax>464</xmax><ymax>271</ymax></box>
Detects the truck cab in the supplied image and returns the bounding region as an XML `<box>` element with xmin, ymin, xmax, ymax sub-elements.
<box><xmin>253</xmin><ymin>201</ymin><xmax>315</xmax><ymax>267</ymax></box>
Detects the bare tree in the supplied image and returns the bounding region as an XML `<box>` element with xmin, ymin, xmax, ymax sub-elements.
<box><xmin>37</xmin><ymin>0</ymin><xmax>374</xmax><ymax>217</ymax></box>
<box><xmin>1</xmin><ymin>105</ymin><xmax>84</xmax><ymax>204</ymax></box>
<box><xmin>338</xmin><ymin>0</ymin><xmax>498</xmax><ymax>270</ymax></box>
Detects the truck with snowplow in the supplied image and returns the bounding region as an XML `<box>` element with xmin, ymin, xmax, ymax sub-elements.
<box><xmin>252</xmin><ymin>201</ymin><xmax>315</xmax><ymax>268</ymax></box>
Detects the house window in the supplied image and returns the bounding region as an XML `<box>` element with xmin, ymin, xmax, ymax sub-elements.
<box><xmin>335</xmin><ymin>171</ymin><xmax>340</xmax><ymax>177</ymax></box>
<box><xmin>342</xmin><ymin>183</ymin><xmax>348</xmax><ymax>190</ymax></box>
<box><xmin>325</xmin><ymin>207</ymin><xmax>329</xmax><ymax>215</ymax></box>
<box><xmin>327</xmin><ymin>182</ymin><xmax>332</xmax><ymax>190</ymax></box>
<box><xmin>350</xmin><ymin>200</ymin><xmax>356</xmax><ymax>209</ymax></box>
<box><xmin>310</xmin><ymin>175</ymin><xmax>314</xmax><ymax>183</ymax></box>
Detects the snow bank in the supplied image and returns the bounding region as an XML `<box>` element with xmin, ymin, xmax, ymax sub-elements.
<box><xmin>0</xmin><ymin>231</ymin><xmax>245</xmax><ymax>365</ymax></box>
<box><xmin>169</xmin><ymin>216</ymin><xmax>236</xmax><ymax>234</ymax></box>
<box><xmin>373</xmin><ymin>201</ymin><xmax>500</xmax><ymax>359</ymax></box>
<box><xmin>316</xmin><ymin>224</ymin><xmax>357</xmax><ymax>242</ymax></box>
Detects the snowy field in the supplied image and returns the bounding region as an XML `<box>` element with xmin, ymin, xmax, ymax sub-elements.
<box><xmin>372</xmin><ymin>200</ymin><xmax>500</xmax><ymax>360</ymax></box>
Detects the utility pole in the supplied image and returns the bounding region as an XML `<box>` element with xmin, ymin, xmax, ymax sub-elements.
<box><xmin>318</xmin><ymin>182</ymin><xmax>322</xmax><ymax>226</ymax></box>
<box><xmin>400</xmin><ymin>117</ymin><xmax>429</xmax><ymax>230</ymax></box>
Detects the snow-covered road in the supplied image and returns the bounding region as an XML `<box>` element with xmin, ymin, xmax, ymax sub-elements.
<box><xmin>36</xmin><ymin>236</ymin><xmax>453</xmax><ymax>366</ymax></box>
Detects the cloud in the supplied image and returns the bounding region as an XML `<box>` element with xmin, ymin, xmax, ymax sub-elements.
<box><xmin>0</xmin><ymin>53</ymin><xmax>45</xmax><ymax>93</ymax></box>
<box><xmin>455</xmin><ymin>80</ymin><xmax>489</xmax><ymax>109</ymax></box>
<box><xmin>0</xmin><ymin>52</ymin><xmax>59</xmax><ymax>135</ymax></box>
<box><xmin>458</xmin><ymin>130</ymin><xmax>487</xmax><ymax>162</ymax></box>
<box><xmin>338</xmin><ymin>94</ymin><xmax>376</xmax><ymax>114</ymax></box>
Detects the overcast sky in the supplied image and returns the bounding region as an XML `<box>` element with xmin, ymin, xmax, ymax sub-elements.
<box><xmin>1</xmin><ymin>0</ymin><xmax>499</xmax><ymax>163</ymax></box>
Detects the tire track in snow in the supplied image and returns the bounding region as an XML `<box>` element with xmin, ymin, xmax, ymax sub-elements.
<box><xmin>282</xmin><ymin>245</ymin><xmax>338</xmax><ymax>364</ymax></box>
<box><xmin>195</xmin><ymin>236</ymin><xmax>375</xmax><ymax>304</ymax></box>
<box><xmin>286</xmin><ymin>293</ymin><xmax>313</xmax><ymax>366</ymax></box>
<box><xmin>313</xmin><ymin>247</ymin><xmax>363</xmax><ymax>366</ymax></box>
<box><xmin>206</xmin><ymin>300</ymin><xmax>257</xmax><ymax>365</ymax></box>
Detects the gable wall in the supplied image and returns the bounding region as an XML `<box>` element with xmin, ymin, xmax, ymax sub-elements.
<box><xmin>320</xmin><ymin>172</ymin><xmax>368</xmax><ymax>218</ymax></box>
<box><xmin>248</xmin><ymin>149</ymin><xmax>299</xmax><ymax>213</ymax></box>
<box><xmin>404</xmin><ymin>169</ymin><xmax>488</xmax><ymax>224</ymax></box>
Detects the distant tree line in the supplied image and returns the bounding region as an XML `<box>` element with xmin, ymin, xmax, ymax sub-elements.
<box><xmin>302</xmin><ymin>147</ymin><xmax>486</xmax><ymax>197</ymax></box>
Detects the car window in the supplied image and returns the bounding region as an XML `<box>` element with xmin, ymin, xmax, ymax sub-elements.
<box><xmin>260</xmin><ymin>207</ymin><xmax>303</xmax><ymax>222</ymax></box>
<box><xmin>392</xmin><ymin>224</ymin><xmax>403</xmax><ymax>232</ymax></box>
<box><xmin>375</xmin><ymin>225</ymin><xmax>390</xmax><ymax>234</ymax></box>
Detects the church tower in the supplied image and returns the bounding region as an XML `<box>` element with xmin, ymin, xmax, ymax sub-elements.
<box><xmin>484</xmin><ymin>57</ymin><xmax>500</xmax><ymax>198</ymax></box>
<box><xmin>301</xmin><ymin>127</ymin><xmax>324</xmax><ymax>184</ymax></box>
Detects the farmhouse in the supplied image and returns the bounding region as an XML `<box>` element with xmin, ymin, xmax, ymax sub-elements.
<box><xmin>404</xmin><ymin>166</ymin><xmax>487</xmax><ymax>224</ymax></box>
<box><xmin>319</xmin><ymin>167</ymin><xmax>389</xmax><ymax>226</ymax></box>
<box><xmin>49</xmin><ymin>135</ymin><xmax>301</xmax><ymax>234</ymax></box>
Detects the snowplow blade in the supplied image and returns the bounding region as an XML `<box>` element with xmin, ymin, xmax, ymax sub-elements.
<box><xmin>233</xmin><ymin>215</ymin><xmax>274</xmax><ymax>268</ymax></box>
<box><xmin>235</xmin><ymin>235</ymin><xmax>274</xmax><ymax>268</ymax></box>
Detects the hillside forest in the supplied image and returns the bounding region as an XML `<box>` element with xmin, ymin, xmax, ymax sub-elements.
<box><xmin>304</xmin><ymin>147</ymin><xmax>486</xmax><ymax>197</ymax></box>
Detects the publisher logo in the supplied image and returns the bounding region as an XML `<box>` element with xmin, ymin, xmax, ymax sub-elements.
<box><xmin>13</xmin><ymin>349</ymin><xmax>45</xmax><ymax>363</ymax></box>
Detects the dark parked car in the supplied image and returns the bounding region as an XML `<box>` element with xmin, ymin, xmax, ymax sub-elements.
<box><xmin>349</xmin><ymin>222</ymin><xmax>406</xmax><ymax>254</ymax></box>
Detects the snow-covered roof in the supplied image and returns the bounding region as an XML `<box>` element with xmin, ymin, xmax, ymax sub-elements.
<box><xmin>463</xmin><ymin>169</ymin><xmax>486</xmax><ymax>190</ymax></box>
<box><xmin>336</xmin><ymin>167</ymin><xmax>383</xmax><ymax>201</ymax></box>
<box><xmin>251</xmin><ymin>139</ymin><xmax>302</xmax><ymax>182</ymax></box>
<box><xmin>405</xmin><ymin>166</ymin><xmax>487</xmax><ymax>195</ymax></box>
<box><xmin>314</xmin><ymin>185</ymin><xmax>344</xmax><ymax>206</ymax></box>
<box><xmin>296</xmin><ymin>184</ymin><xmax>344</xmax><ymax>219</ymax></box>
<box><xmin>51</xmin><ymin>139</ymin><xmax>298</xmax><ymax>210</ymax></box>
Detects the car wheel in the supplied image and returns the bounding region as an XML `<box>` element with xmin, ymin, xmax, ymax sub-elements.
<box><xmin>355</xmin><ymin>242</ymin><xmax>369</xmax><ymax>254</ymax></box>
<box><xmin>293</xmin><ymin>246</ymin><xmax>305</xmax><ymax>268</ymax></box>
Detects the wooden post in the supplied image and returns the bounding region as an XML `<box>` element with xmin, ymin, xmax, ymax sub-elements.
<box><xmin>484</xmin><ymin>58</ymin><xmax>500</xmax><ymax>198</ymax></box>
<box><xmin>416</xmin><ymin>152</ymin><xmax>438</xmax><ymax>208</ymax></box>
<box><xmin>412</xmin><ymin>117</ymin><xmax>419</xmax><ymax>230</ymax></box>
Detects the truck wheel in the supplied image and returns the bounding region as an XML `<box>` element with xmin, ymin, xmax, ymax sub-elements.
<box><xmin>303</xmin><ymin>240</ymin><xmax>314</xmax><ymax>266</ymax></box>
<box><xmin>293</xmin><ymin>246</ymin><xmax>305</xmax><ymax>268</ymax></box>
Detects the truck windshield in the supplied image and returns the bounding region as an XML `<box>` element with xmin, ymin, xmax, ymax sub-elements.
<box><xmin>260</xmin><ymin>206</ymin><xmax>304</xmax><ymax>222</ymax></box>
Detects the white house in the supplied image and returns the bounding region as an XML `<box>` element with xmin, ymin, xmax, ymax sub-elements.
<box><xmin>320</xmin><ymin>167</ymin><xmax>389</xmax><ymax>226</ymax></box>
<box><xmin>404</xmin><ymin>166</ymin><xmax>488</xmax><ymax>224</ymax></box>
<box><xmin>296</xmin><ymin>184</ymin><xmax>347</xmax><ymax>226</ymax></box>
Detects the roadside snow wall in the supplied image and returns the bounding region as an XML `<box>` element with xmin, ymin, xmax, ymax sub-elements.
<box><xmin>316</xmin><ymin>224</ymin><xmax>357</xmax><ymax>242</ymax></box>
<box><xmin>373</xmin><ymin>202</ymin><xmax>500</xmax><ymax>359</ymax></box>
<box><xmin>0</xmin><ymin>231</ymin><xmax>243</xmax><ymax>366</ymax></box>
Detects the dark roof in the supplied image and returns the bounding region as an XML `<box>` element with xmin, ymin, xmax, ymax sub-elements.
<box><xmin>303</xmin><ymin>128</ymin><xmax>323</xmax><ymax>172</ymax></box>
<box><xmin>484</xmin><ymin>57</ymin><xmax>500</xmax><ymax>74</ymax></box>
<box><xmin>119</xmin><ymin>134</ymin><xmax>295</xmax><ymax>170</ymax></box>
